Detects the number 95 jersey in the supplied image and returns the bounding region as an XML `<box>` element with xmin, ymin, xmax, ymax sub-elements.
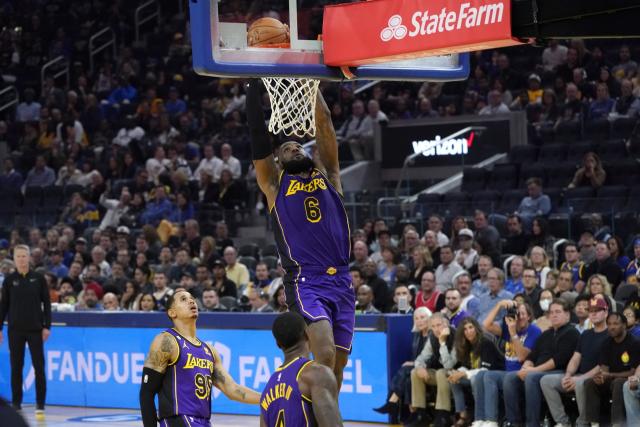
<box><xmin>271</xmin><ymin>169</ymin><xmax>350</xmax><ymax>271</ymax></box>
<box><xmin>158</xmin><ymin>329</ymin><xmax>215</xmax><ymax>421</ymax></box>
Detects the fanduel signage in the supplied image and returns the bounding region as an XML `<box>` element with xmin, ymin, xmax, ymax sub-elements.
<box><xmin>0</xmin><ymin>326</ymin><xmax>387</xmax><ymax>422</ymax></box>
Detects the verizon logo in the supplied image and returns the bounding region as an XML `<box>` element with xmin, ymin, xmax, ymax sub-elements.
<box><xmin>380</xmin><ymin>2</ymin><xmax>505</xmax><ymax>42</ymax></box>
<box><xmin>413</xmin><ymin>132</ymin><xmax>475</xmax><ymax>157</ymax></box>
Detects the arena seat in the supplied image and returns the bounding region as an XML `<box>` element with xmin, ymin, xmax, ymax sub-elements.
<box><xmin>487</xmin><ymin>164</ymin><xmax>519</xmax><ymax>191</ymax></box>
<box><xmin>538</xmin><ymin>143</ymin><xmax>568</xmax><ymax>164</ymax></box>
<box><xmin>440</xmin><ymin>191</ymin><xmax>470</xmax><ymax>217</ymax></box>
<box><xmin>498</xmin><ymin>189</ymin><xmax>526</xmax><ymax>213</ymax></box>
<box><xmin>592</xmin><ymin>186</ymin><xmax>628</xmax><ymax>213</ymax></box>
<box><xmin>238</xmin><ymin>255</ymin><xmax>257</xmax><ymax>272</ymax></box>
<box><xmin>597</xmin><ymin>139</ymin><xmax>627</xmax><ymax>161</ymax></box>
<box><xmin>566</xmin><ymin>141</ymin><xmax>595</xmax><ymax>164</ymax></box>
<box><xmin>238</xmin><ymin>243</ymin><xmax>261</xmax><ymax>259</ymax></box>
<box><xmin>519</xmin><ymin>163</ymin><xmax>546</xmax><ymax>187</ymax></box>
<box><xmin>509</xmin><ymin>144</ymin><xmax>538</xmax><ymax>164</ymax></box>
<box><xmin>461</xmin><ymin>168</ymin><xmax>487</xmax><ymax>192</ymax></box>
<box><xmin>471</xmin><ymin>190</ymin><xmax>501</xmax><ymax>215</ymax></box>
<box><xmin>545</xmin><ymin>163</ymin><xmax>577</xmax><ymax>188</ymax></box>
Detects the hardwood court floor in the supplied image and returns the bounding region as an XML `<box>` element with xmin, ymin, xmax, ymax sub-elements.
<box><xmin>18</xmin><ymin>405</ymin><xmax>398</xmax><ymax>427</ymax></box>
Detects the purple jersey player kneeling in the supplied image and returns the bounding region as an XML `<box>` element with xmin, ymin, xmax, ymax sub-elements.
<box><xmin>261</xmin><ymin>312</ymin><xmax>343</xmax><ymax>427</ymax></box>
<box><xmin>139</xmin><ymin>290</ymin><xmax>260</xmax><ymax>427</ymax></box>
<box><xmin>247</xmin><ymin>79</ymin><xmax>355</xmax><ymax>390</ymax></box>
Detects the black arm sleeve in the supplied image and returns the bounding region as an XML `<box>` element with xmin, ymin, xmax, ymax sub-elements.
<box><xmin>139</xmin><ymin>367</ymin><xmax>164</xmax><ymax>427</ymax></box>
<box><xmin>40</xmin><ymin>274</ymin><xmax>51</xmax><ymax>329</ymax></box>
<box><xmin>246</xmin><ymin>79</ymin><xmax>273</xmax><ymax>160</ymax></box>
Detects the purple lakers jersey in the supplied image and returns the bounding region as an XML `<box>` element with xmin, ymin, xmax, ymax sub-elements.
<box><xmin>271</xmin><ymin>169</ymin><xmax>350</xmax><ymax>272</ymax></box>
<box><xmin>261</xmin><ymin>357</ymin><xmax>316</xmax><ymax>427</ymax></box>
<box><xmin>158</xmin><ymin>329</ymin><xmax>215</xmax><ymax>420</ymax></box>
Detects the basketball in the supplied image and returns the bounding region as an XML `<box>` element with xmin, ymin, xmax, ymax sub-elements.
<box><xmin>247</xmin><ymin>17</ymin><xmax>290</xmax><ymax>47</ymax></box>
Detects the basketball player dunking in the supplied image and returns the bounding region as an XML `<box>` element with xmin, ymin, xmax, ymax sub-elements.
<box><xmin>247</xmin><ymin>79</ymin><xmax>355</xmax><ymax>389</ymax></box>
<box><xmin>260</xmin><ymin>312</ymin><xmax>343</xmax><ymax>427</ymax></box>
<box><xmin>139</xmin><ymin>290</ymin><xmax>260</xmax><ymax>427</ymax></box>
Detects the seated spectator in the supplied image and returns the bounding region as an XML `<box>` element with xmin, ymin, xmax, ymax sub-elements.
<box><xmin>542</xmin><ymin>39</ymin><xmax>568</xmax><ymax>72</ymax></box>
<box><xmin>146</xmin><ymin>146</ymin><xmax>171</xmax><ymax>185</ymax></box>
<box><xmin>139</xmin><ymin>293</ymin><xmax>158</xmax><ymax>312</ymax></box>
<box><xmin>356</xmin><ymin>284</ymin><xmax>381</xmax><ymax>314</ymax></box>
<box><xmin>449</xmin><ymin>216</ymin><xmax>470</xmax><ymax>251</ymax></box>
<box><xmin>623</xmin><ymin>304</ymin><xmax>640</xmax><ymax>338</ymax></box>
<box><xmin>560</xmin><ymin>241</ymin><xmax>587</xmax><ymax>292</ymax></box>
<box><xmin>624</xmin><ymin>364</ymin><xmax>640</xmax><ymax>424</ymax></box>
<box><xmin>479</xmin><ymin>90</ymin><xmax>510</xmax><ymax>115</ymax></box>
<box><xmin>120</xmin><ymin>281</ymin><xmax>143</xmax><ymax>310</ymax></box>
<box><xmin>102</xmin><ymin>292</ymin><xmax>120</xmax><ymax>311</ymax></box>
<box><xmin>140</xmin><ymin>185</ymin><xmax>176</xmax><ymax>226</ymax></box>
<box><xmin>60</xmin><ymin>192</ymin><xmax>100</xmax><ymax>230</ymax></box>
<box><xmin>448</xmin><ymin>317</ymin><xmax>504</xmax><ymax>426</ymax></box>
<box><xmin>337</xmin><ymin>99</ymin><xmax>367</xmax><ymax>158</ymax></box>
<box><xmin>374</xmin><ymin>307</ymin><xmax>431</xmax><ymax>419</ymax></box>
<box><xmin>503</xmin><ymin>215</ymin><xmax>530</xmax><ymax>256</ymax></box>
<box><xmin>24</xmin><ymin>155</ymin><xmax>56</xmax><ymax>188</ymax></box>
<box><xmin>16</xmin><ymin>88</ymin><xmax>41</xmax><ymax>122</ymax></box>
<box><xmin>529</xmin><ymin>245</ymin><xmax>552</xmax><ymax>289</ymax></box>
<box><xmin>526</xmin><ymin>74</ymin><xmax>543</xmax><ymax>104</ymax></box>
<box><xmin>573</xmin><ymin>294</ymin><xmax>592</xmax><ymax>333</ymax></box>
<box><xmin>352</xmin><ymin>99</ymin><xmax>387</xmax><ymax>161</ymax></box>
<box><xmin>552</xmin><ymin>270</ymin><xmax>579</xmax><ymax>304</ymax></box>
<box><xmin>214</xmin><ymin>143</ymin><xmax>241</xmax><ymax>181</ymax></box>
<box><xmin>165</xmin><ymin>86</ymin><xmax>187</xmax><ymax>118</ymax></box>
<box><xmin>502</xmin><ymin>299</ymin><xmax>579</xmax><ymax>427</ymax></box>
<box><xmin>540</xmin><ymin>297</ymin><xmax>609</xmax><ymax>427</ymax></box>
<box><xmin>472</xmin><ymin>255</ymin><xmax>493</xmax><ymax>298</ymax></box>
<box><xmin>422</xmin><ymin>231</ymin><xmax>440</xmax><ymax>270</ymax></box>
<box><xmin>152</xmin><ymin>271</ymin><xmax>173</xmax><ymax>311</ymax></box>
<box><xmin>408</xmin><ymin>245</ymin><xmax>433</xmax><ymax>288</ymax></box>
<box><xmin>589</xmin><ymin>82</ymin><xmax>615</xmax><ymax>120</ymax></box>
<box><xmin>427</xmin><ymin>215</ymin><xmax>449</xmax><ymax>247</ymax></box>
<box><xmin>505</xmin><ymin>256</ymin><xmax>525</xmax><ymax>295</ymax></box>
<box><xmin>476</xmin><ymin>268</ymin><xmax>514</xmax><ymax>323</ymax></box>
<box><xmin>518</xmin><ymin>178</ymin><xmax>552</xmax><ymax>230</ymax></box>
<box><xmin>435</xmin><ymin>245</ymin><xmax>463</xmax><ymax>292</ymax></box>
<box><xmin>213</xmin><ymin>169</ymin><xmax>244</xmax><ymax>210</ymax></box>
<box><xmin>211</xmin><ymin>260</ymin><xmax>238</xmax><ymax>298</ymax></box>
<box><xmin>454</xmin><ymin>271</ymin><xmax>478</xmax><ymax>316</ymax></box>
<box><xmin>481</xmin><ymin>301</ymin><xmax>542</xmax><ymax>427</ymax></box>
<box><xmin>583</xmin><ymin>312</ymin><xmax>640</xmax><ymax>426</ymax></box>
<box><xmin>194</xmin><ymin>144</ymin><xmax>222</xmax><ymax>182</ymax></box>
<box><xmin>441</xmin><ymin>288</ymin><xmax>469</xmax><ymax>328</ymax></box>
<box><xmin>586</xmin><ymin>274</ymin><xmax>618</xmax><ymax>314</ymax></box>
<box><xmin>271</xmin><ymin>285</ymin><xmax>287</xmax><ymax>312</ymax></box>
<box><xmin>389</xmin><ymin>284</ymin><xmax>414</xmax><ymax>314</ymax></box>
<box><xmin>223</xmin><ymin>246</ymin><xmax>249</xmax><ymax>290</ymax></box>
<box><xmin>535</xmin><ymin>289</ymin><xmax>554</xmax><ymax>332</ymax></box>
<box><xmin>361</xmin><ymin>259</ymin><xmax>391</xmax><ymax>312</ymax></box>
<box><xmin>607</xmin><ymin>235</ymin><xmax>630</xmax><ymax>271</ymax></box>
<box><xmin>454</xmin><ymin>228</ymin><xmax>478</xmax><ymax>270</ymax></box>
<box><xmin>409</xmin><ymin>313</ymin><xmax>456</xmax><ymax>426</ymax></box>
<box><xmin>248</xmin><ymin>288</ymin><xmax>274</xmax><ymax>313</ymax></box>
<box><xmin>611</xmin><ymin>44</ymin><xmax>638</xmax><ymax>80</ymax></box>
<box><xmin>415</xmin><ymin>270</ymin><xmax>444</xmax><ymax>313</ymax></box>
<box><xmin>0</xmin><ymin>159</ymin><xmax>23</xmax><ymax>193</ymax></box>
<box><xmin>473</xmin><ymin>210</ymin><xmax>501</xmax><ymax>262</ymax></box>
<box><xmin>47</xmin><ymin>249</ymin><xmax>68</xmax><ymax>278</ymax></box>
<box><xmin>75</xmin><ymin>284</ymin><xmax>103</xmax><ymax>311</ymax></box>
<box><xmin>568</xmin><ymin>152</ymin><xmax>606</xmax><ymax>191</ymax></box>
<box><xmin>168</xmin><ymin>249</ymin><xmax>196</xmax><ymax>285</ymax></box>
<box><xmin>371</xmin><ymin>230</ymin><xmax>394</xmax><ymax>266</ymax></box>
<box><xmin>377</xmin><ymin>247</ymin><xmax>398</xmax><ymax>285</ymax></box>
<box><xmin>201</xmin><ymin>288</ymin><xmax>228</xmax><ymax>312</ymax></box>
<box><xmin>586</xmin><ymin>242</ymin><xmax>624</xmax><ymax>294</ymax></box>
<box><xmin>612</xmin><ymin>78</ymin><xmax>637</xmax><ymax>116</ymax></box>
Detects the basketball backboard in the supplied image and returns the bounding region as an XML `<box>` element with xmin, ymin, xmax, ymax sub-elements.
<box><xmin>190</xmin><ymin>0</ymin><xmax>470</xmax><ymax>81</ymax></box>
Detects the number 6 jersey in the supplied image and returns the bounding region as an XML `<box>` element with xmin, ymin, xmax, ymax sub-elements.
<box><xmin>158</xmin><ymin>328</ymin><xmax>215</xmax><ymax>420</ymax></box>
<box><xmin>271</xmin><ymin>169</ymin><xmax>350</xmax><ymax>272</ymax></box>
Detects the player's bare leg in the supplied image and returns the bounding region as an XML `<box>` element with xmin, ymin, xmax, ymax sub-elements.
<box><xmin>306</xmin><ymin>320</ymin><xmax>347</xmax><ymax>388</ymax></box>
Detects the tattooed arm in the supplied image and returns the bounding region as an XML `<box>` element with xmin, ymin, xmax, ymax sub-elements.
<box><xmin>207</xmin><ymin>343</ymin><xmax>261</xmax><ymax>404</ymax></box>
<box><xmin>143</xmin><ymin>332</ymin><xmax>179</xmax><ymax>373</ymax></box>
<box><xmin>314</xmin><ymin>90</ymin><xmax>343</xmax><ymax>195</ymax></box>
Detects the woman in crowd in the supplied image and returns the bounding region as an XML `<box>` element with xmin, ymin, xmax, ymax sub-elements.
<box><xmin>409</xmin><ymin>245</ymin><xmax>433</xmax><ymax>287</ymax></box>
<box><xmin>528</xmin><ymin>219</ymin><xmax>555</xmax><ymax>257</ymax></box>
<box><xmin>449</xmin><ymin>317</ymin><xmax>504</xmax><ymax>426</ymax></box>
<box><xmin>374</xmin><ymin>307</ymin><xmax>432</xmax><ymax>421</ymax></box>
<box><xmin>586</xmin><ymin>274</ymin><xmax>617</xmax><ymax>312</ymax></box>
<box><xmin>199</xmin><ymin>236</ymin><xmax>219</xmax><ymax>269</ymax></box>
<box><xmin>139</xmin><ymin>293</ymin><xmax>158</xmax><ymax>312</ymax></box>
<box><xmin>534</xmin><ymin>289</ymin><xmax>553</xmax><ymax>331</ymax></box>
<box><xmin>623</xmin><ymin>304</ymin><xmax>640</xmax><ymax>337</ymax></box>
<box><xmin>271</xmin><ymin>285</ymin><xmax>288</xmax><ymax>313</ymax></box>
<box><xmin>528</xmin><ymin>245</ymin><xmax>551</xmax><ymax>289</ymax></box>
<box><xmin>133</xmin><ymin>265</ymin><xmax>152</xmax><ymax>294</ymax></box>
<box><xmin>607</xmin><ymin>235</ymin><xmax>630</xmax><ymax>271</ymax></box>
<box><xmin>544</xmin><ymin>269</ymin><xmax>559</xmax><ymax>290</ymax></box>
<box><xmin>120</xmin><ymin>280</ymin><xmax>143</xmax><ymax>310</ymax></box>
<box><xmin>568</xmin><ymin>151</ymin><xmax>606</xmax><ymax>190</ymax></box>
<box><xmin>378</xmin><ymin>246</ymin><xmax>398</xmax><ymax>285</ymax></box>
<box><xmin>450</xmin><ymin>216</ymin><xmax>469</xmax><ymax>250</ymax></box>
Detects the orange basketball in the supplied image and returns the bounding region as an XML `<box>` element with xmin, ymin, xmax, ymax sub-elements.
<box><xmin>247</xmin><ymin>17</ymin><xmax>290</xmax><ymax>47</ymax></box>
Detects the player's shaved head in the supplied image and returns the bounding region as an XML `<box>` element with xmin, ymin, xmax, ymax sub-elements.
<box><xmin>272</xmin><ymin>312</ymin><xmax>307</xmax><ymax>350</ymax></box>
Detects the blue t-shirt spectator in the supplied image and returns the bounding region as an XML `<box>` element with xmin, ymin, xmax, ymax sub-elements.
<box><xmin>501</xmin><ymin>321</ymin><xmax>542</xmax><ymax>371</ymax></box>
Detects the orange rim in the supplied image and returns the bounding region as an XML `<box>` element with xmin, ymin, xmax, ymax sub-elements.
<box><xmin>252</xmin><ymin>42</ymin><xmax>291</xmax><ymax>49</ymax></box>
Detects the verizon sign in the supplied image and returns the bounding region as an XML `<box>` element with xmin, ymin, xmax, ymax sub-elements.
<box><xmin>413</xmin><ymin>132</ymin><xmax>475</xmax><ymax>157</ymax></box>
<box><xmin>324</xmin><ymin>0</ymin><xmax>520</xmax><ymax>67</ymax></box>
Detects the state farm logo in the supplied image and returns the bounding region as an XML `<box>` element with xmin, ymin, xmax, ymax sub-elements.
<box><xmin>380</xmin><ymin>2</ymin><xmax>505</xmax><ymax>42</ymax></box>
<box><xmin>380</xmin><ymin>15</ymin><xmax>407</xmax><ymax>41</ymax></box>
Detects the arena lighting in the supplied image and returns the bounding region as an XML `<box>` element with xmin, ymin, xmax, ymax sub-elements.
<box><xmin>395</xmin><ymin>126</ymin><xmax>486</xmax><ymax>196</ymax></box>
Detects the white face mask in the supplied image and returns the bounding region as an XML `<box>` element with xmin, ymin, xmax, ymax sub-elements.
<box><xmin>539</xmin><ymin>299</ymin><xmax>552</xmax><ymax>312</ymax></box>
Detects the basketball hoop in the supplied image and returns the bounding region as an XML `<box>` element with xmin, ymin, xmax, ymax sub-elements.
<box><xmin>261</xmin><ymin>77</ymin><xmax>320</xmax><ymax>138</ymax></box>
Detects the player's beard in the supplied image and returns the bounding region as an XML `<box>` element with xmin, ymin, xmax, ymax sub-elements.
<box><xmin>282</xmin><ymin>156</ymin><xmax>315</xmax><ymax>175</ymax></box>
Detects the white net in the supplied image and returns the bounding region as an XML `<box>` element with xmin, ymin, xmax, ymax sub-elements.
<box><xmin>261</xmin><ymin>77</ymin><xmax>321</xmax><ymax>138</ymax></box>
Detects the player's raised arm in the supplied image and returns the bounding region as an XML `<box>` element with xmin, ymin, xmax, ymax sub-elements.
<box><xmin>208</xmin><ymin>343</ymin><xmax>261</xmax><ymax>404</ymax></box>
<box><xmin>140</xmin><ymin>333</ymin><xmax>178</xmax><ymax>427</ymax></box>
<box><xmin>299</xmin><ymin>363</ymin><xmax>344</xmax><ymax>427</ymax></box>
<box><xmin>247</xmin><ymin>79</ymin><xmax>280</xmax><ymax>209</ymax></box>
<box><xmin>314</xmin><ymin>90</ymin><xmax>342</xmax><ymax>195</ymax></box>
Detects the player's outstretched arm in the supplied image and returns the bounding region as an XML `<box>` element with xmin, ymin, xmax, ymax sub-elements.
<box><xmin>209</xmin><ymin>344</ymin><xmax>261</xmax><ymax>404</ymax></box>
<box><xmin>140</xmin><ymin>333</ymin><xmax>178</xmax><ymax>427</ymax></box>
<box><xmin>247</xmin><ymin>79</ymin><xmax>279</xmax><ymax>209</ymax></box>
<box><xmin>300</xmin><ymin>363</ymin><xmax>344</xmax><ymax>427</ymax></box>
<box><xmin>314</xmin><ymin>90</ymin><xmax>342</xmax><ymax>195</ymax></box>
